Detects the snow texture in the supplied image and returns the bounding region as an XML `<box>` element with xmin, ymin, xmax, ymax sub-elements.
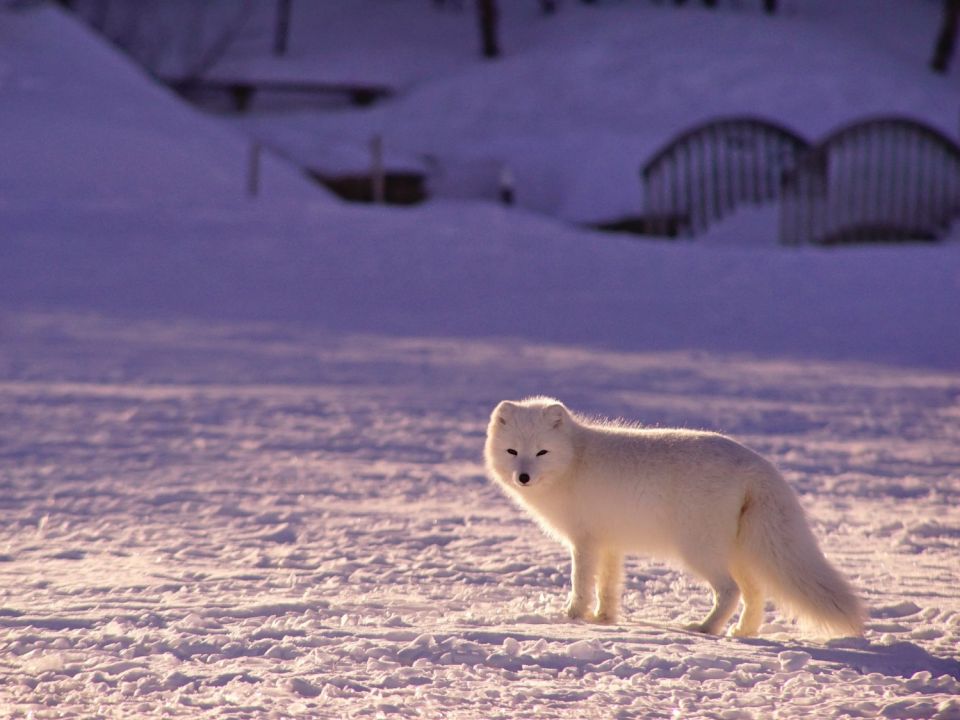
<box><xmin>1</xmin><ymin>314</ymin><xmax>960</xmax><ymax>719</ymax></box>
<box><xmin>1</xmin><ymin>1</ymin><xmax>959</xmax><ymax>718</ymax></box>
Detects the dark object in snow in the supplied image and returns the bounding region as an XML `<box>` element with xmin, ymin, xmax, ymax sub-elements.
<box><xmin>169</xmin><ymin>78</ymin><xmax>394</xmax><ymax>113</ymax></box>
<box><xmin>655</xmin><ymin>0</ymin><xmax>776</xmax><ymax>13</ymax></box>
<box><xmin>370</xmin><ymin>135</ymin><xmax>386</xmax><ymax>204</ymax></box>
<box><xmin>308</xmin><ymin>170</ymin><xmax>428</xmax><ymax>206</ymax></box>
<box><xmin>780</xmin><ymin>116</ymin><xmax>960</xmax><ymax>246</ymax></box>
<box><xmin>815</xmin><ymin>223</ymin><xmax>939</xmax><ymax>246</ymax></box>
<box><xmin>591</xmin><ymin>214</ymin><xmax>691</xmax><ymax>239</ymax></box>
<box><xmin>498</xmin><ymin>166</ymin><xmax>515</xmax><ymax>206</ymax></box>
<box><xmin>477</xmin><ymin>0</ymin><xmax>500</xmax><ymax>59</ymax></box>
<box><xmin>931</xmin><ymin>0</ymin><xmax>960</xmax><ymax>73</ymax></box>
<box><xmin>273</xmin><ymin>0</ymin><xmax>293</xmax><ymax>57</ymax></box>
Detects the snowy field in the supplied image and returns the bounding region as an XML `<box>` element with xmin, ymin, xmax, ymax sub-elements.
<box><xmin>2</xmin><ymin>312</ymin><xmax>960</xmax><ymax>719</ymax></box>
<box><xmin>2</xmin><ymin>1</ymin><xmax>960</xmax><ymax>718</ymax></box>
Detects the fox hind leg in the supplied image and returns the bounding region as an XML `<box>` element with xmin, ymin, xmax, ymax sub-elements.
<box><xmin>678</xmin><ymin>538</ymin><xmax>742</xmax><ymax>634</ymax></box>
<box><xmin>686</xmin><ymin>571</ymin><xmax>741</xmax><ymax>635</ymax></box>
<box><xmin>729</xmin><ymin>567</ymin><xmax>764</xmax><ymax>637</ymax></box>
<box><xmin>698</xmin><ymin>575</ymin><xmax>740</xmax><ymax>634</ymax></box>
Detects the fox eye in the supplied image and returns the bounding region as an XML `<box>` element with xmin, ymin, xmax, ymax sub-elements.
<box><xmin>536</xmin><ymin>449</ymin><xmax>549</xmax><ymax>456</ymax></box>
<box><xmin>506</xmin><ymin>449</ymin><xmax>518</xmax><ymax>456</ymax></box>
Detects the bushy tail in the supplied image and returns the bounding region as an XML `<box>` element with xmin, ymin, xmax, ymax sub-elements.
<box><xmin>739</xmin><ymin>474</ymin><xmax>866</xmax><ymax>638</ymax></box>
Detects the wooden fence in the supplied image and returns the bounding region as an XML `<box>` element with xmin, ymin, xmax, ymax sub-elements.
<box><xmin>779</xmin><ymin>116</ymin><xmax>960</xmax><ymax>245</ymax></box>
<box><xmin>641</xmin><ymin>117</ymin><xmax>810</xmax><ymax>236</ymax></box>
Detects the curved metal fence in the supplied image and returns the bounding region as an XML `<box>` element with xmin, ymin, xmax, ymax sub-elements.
<box><xmin>641</xmin><ymin>116</ymin><xmax>810</xmax><ymax>236</ymax></box>
<box><xmin>639</xmin><ymin>115</ymin><xmax>960</xmax><ymax>244</ymax></box>
<box><xmin>779</xmin><ymin>116</ymin><xmax>960</xmax><ymax>245</ymax></box>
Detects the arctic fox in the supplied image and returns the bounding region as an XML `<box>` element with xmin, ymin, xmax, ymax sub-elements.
<box><xmin>484</xmin><ymin>397</ymin><xmax>865</xmax><ymax>638</ymax></box>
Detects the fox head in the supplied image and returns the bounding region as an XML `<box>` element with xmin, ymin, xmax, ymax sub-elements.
<box><xmin>484</xmin><ymin>397</ymin><xmax>574</xmax><ymax>490</ymax></box>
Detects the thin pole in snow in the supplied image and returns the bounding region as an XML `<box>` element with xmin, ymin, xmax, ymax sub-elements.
<box><xmin>274</xmin><ymin>0</ymin><xmax>293</xmax><ymax>56</ymax></box>
<box><xmin>370</xmin><ymin>134</ymin><xmax>385</xmax><ymax>204</ymax></box>
<box><xmin>499</xmin><ymin>165</ymin><xmax>515</xmax><ymax>206</ymax></box>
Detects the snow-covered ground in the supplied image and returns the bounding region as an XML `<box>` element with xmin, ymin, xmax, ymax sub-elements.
<box><xmin>2</xmin><ymin>312</ymin><xmax>960</xmax><ymax>718</ymax></box>
<box><xmin>2</xmin><ymin>2</ymin><xmax>960</xmax><ymax>718</ymax></box>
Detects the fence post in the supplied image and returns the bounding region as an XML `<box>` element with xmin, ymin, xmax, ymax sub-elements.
<box><xmin>274</xmin><ymin>0</ymin><xmax>293</xmax><ymax>56</ymax></box>
<box><xmin>477</xmin><ymin>0</ymin><xmax>501</xmax><ymax>59</ymax></box>
<box><xmin>499</xmin><ymin>165</ymin><xmax>515</xmax><ymax>206</ymax></box>
<box><xmin>370</xmin><ymin>134</ymin><xmax>385</xmax><ymax>204</ymax></box>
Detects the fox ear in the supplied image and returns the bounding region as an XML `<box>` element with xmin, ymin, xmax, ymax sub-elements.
<box><xmin>543</xmin><ymin>403</ymin><xmax>566</xmax><ymax>429</ymax></box>
<box><xmin>494</xmin><ymin>401</ymin><xmax>517</xmax><ymax>426</ymax></box>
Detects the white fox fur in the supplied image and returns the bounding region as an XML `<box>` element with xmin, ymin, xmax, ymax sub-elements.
<box><xmin>484</xmin><ymin>397</ymin><xmax>865</xmax><ymax>638</ymax></box>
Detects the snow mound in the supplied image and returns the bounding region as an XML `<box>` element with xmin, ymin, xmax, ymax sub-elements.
<box><xmin>0</xmin><ymin>5</ymin><xmax>321</xmax><ymax>207</ymax></box>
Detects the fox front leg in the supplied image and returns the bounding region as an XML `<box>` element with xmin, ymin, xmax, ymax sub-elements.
<box><xmin>593</xmin><ymin>548</ymin><xmax>623</xmax><ymax>624</ymax></box>
<box><xmin>565</xmin><ymin>543</ymin><xmax>599</xmax><ymax>620</ymax></box>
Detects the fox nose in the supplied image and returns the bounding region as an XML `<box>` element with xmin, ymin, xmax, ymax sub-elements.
<box><xmin>518</xmin><ymin>473</ymin><xmax>530</xmax><ymax>485</ymax></box>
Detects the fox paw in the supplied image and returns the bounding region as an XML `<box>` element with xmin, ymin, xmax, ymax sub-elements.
<box><xmin>684</xmin><ymin>621</ymin><xmax>720</xmax><ymax>635</ymax></box>
<box><xmin>591</xmin><ymin>610</ymin><xmax>618</xmax><ymax>625</ymax></box>
<box><xmin>564</xmin><ymin>602</ymin><xmax>589</xmax><ymax>621</ymax></box>
<box><xmin>727</xmin><ymin>625</ymin><xmax>758</xmax><ymax>638</ymax></box>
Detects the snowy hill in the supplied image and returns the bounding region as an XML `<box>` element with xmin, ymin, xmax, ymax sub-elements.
<box><xmin>0</xmin><ymin>5</ymin><xmax>321</xmax><ymax>206</ymax></box>
<box><xmin>2</xmin><ymin>2</ymin><xmax>959</xmax><ymax>369</ymax></box>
